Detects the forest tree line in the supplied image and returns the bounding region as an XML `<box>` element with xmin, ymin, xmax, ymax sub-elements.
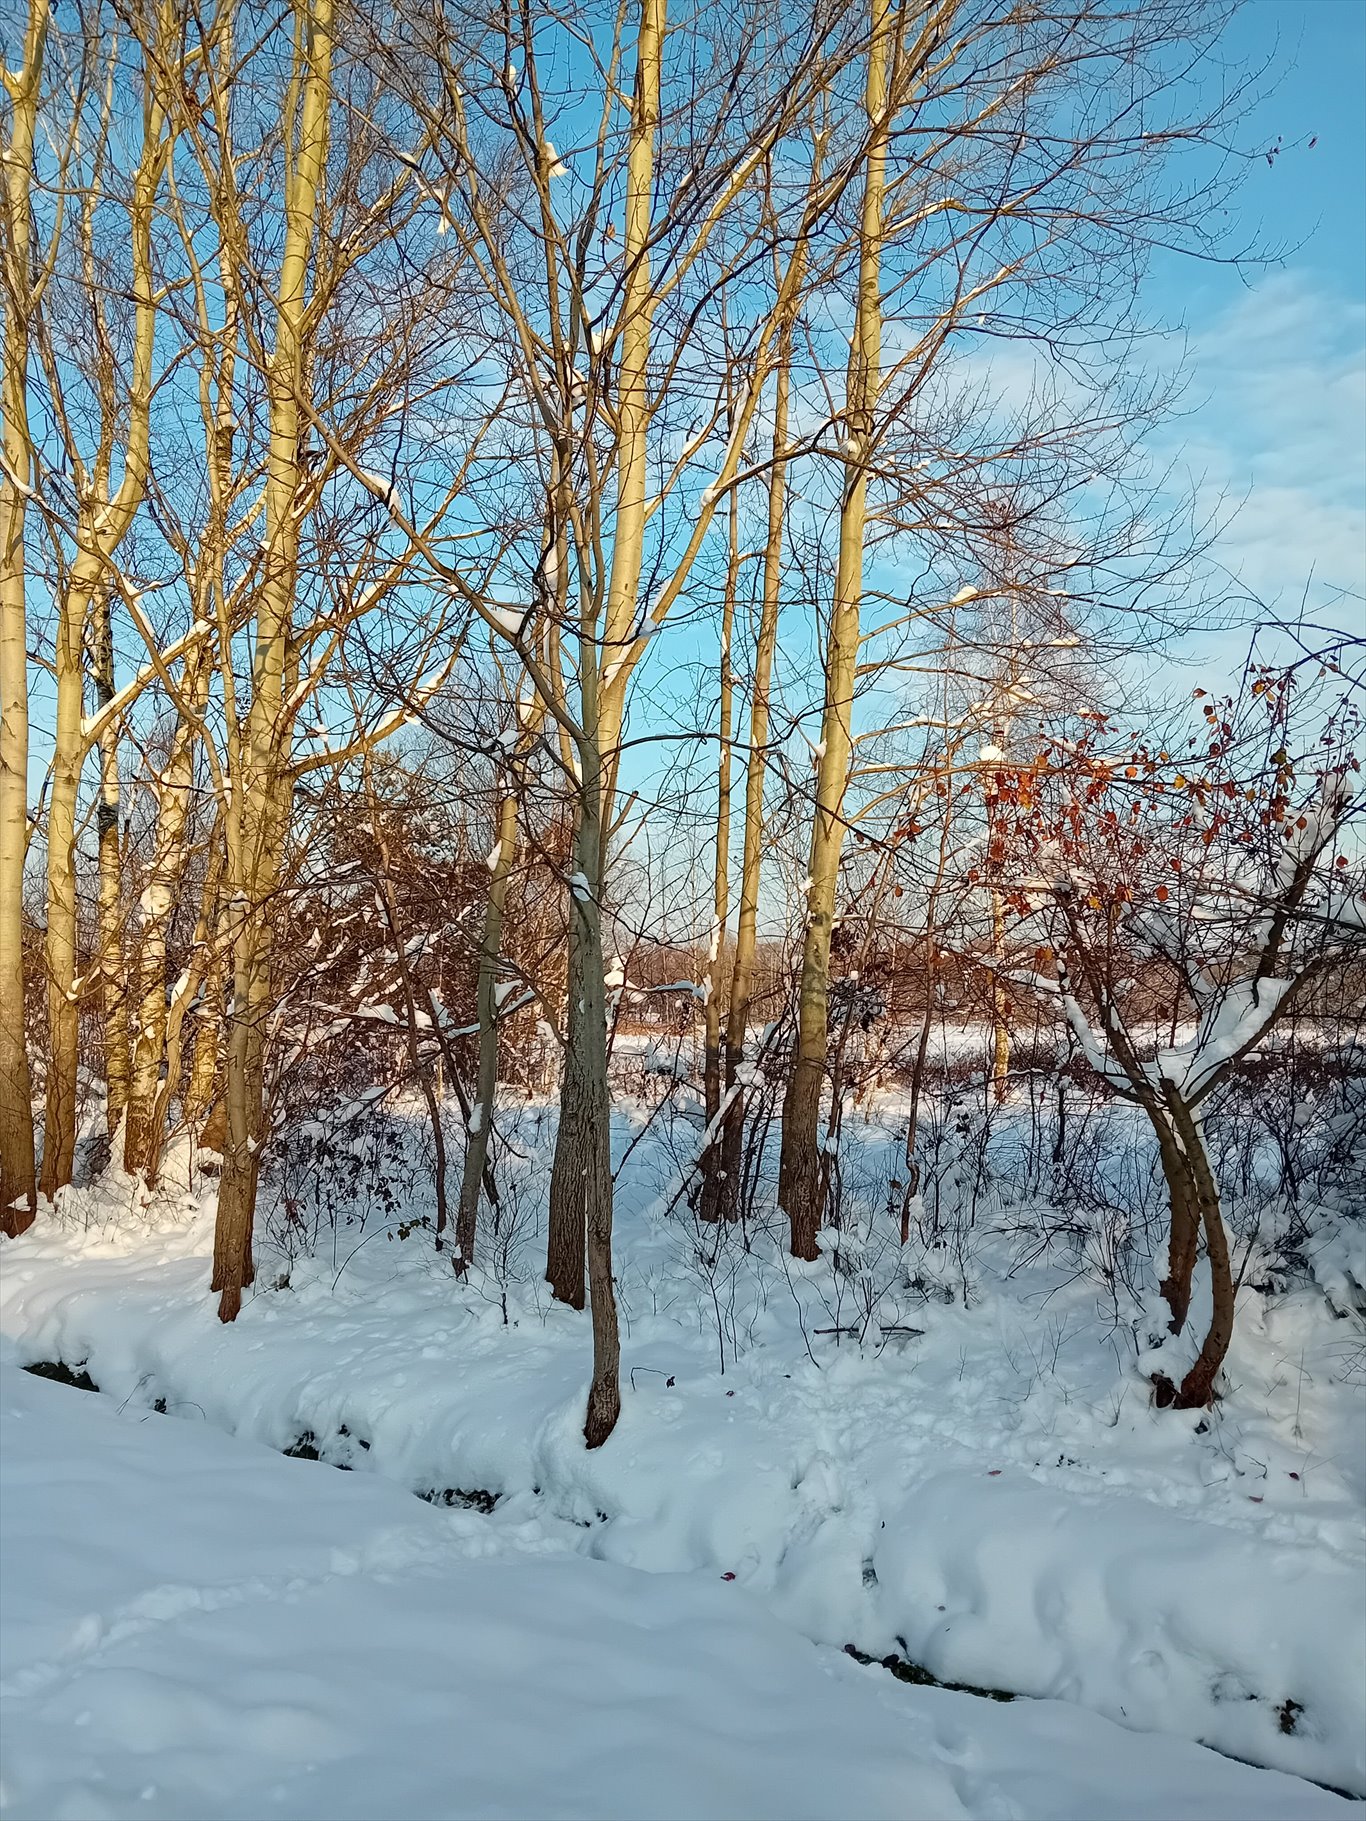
<box><xmin>2</xmin><ymin>0</ymin><xmax>1361</xmax><ymax>1441</ymax></box>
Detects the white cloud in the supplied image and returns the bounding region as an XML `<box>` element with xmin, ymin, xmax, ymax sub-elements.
<box><xmin>1158</xmin><ymin>269</ymin><xmax>1365</xmax><ymax>623</ymax></box>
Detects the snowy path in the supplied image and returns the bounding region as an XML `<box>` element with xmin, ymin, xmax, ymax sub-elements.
<box><xmin>1</xmin><ymin>1365</ymin><xmax>1358</xmax><ymax>1821</ymax></box>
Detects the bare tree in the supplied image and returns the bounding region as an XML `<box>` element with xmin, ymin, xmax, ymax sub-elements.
<box><xmin>368</xmin><ymin>0</ymin><xmax>883</xmax><ymax>1441</ymax></box>
<box><xmin>774</xmin><ymin>0</ymin><xmax>1250</xmax><ymax>1256</ymax></box>
<box><xmin>0</xmin><ymin>0</ymin><xmax>50</xmax><ymax>1228</ymax></box>
<box><xmin>30</xmin><ymin>2</ymin><xmax>178</xmax><ymax>1194</ymax></box>
<box><xmin>780</xmin><ymin>0</ymin><xmax>897</xmax><ymax>1258</ymax></box>
<box><xmin>999</xmin><ymin>659</ymin><xmax>1364</xmax><ymax>1406</ymax></box>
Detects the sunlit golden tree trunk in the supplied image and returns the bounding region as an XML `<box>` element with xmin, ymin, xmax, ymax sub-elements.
<box><xmin>39</xmin><ymin>17</ymin><xmax>171</xmax><ymax>1196</ymax></box>
<box><xmin>213</xmin><ymin>0</ymin><xmax>332</xmax><ymax>1319</ymax></box>
<box><xmin>90</xmin><ymin>582</ymin><xmax>129</xmax><ymax>1138</ymax></box>
<box><xmin>143</xmin><ymin>829</ymin><xmax>225</xmax><ymax>1180</ymax></box>
<box><xmin>185</xmin><ymin>942</ymin><xmax>224</xmax><ymax>1140</ymax></box>
<box><xmin>544</xmin><ymin>0</ymin><xmax>665</xmax><ymax>1444</ymax></box>
<box><xmin>779</xmin><ymin>0</ymin><xmax>894</xmax><ymax>1258</ymax></box>
<box><xmin>0</xmin><ymin>0</ymin><xmax>46</xmax><ymax>1230</ymax></box>
<box><xmin>547</xmin><ymin>0</ymin><xmax>663</xmax><ymax>1358</ymax></box>
<box><xmin>124</xmin><ymin>651</ymin><xmax>209</xmax><ymax>1177</ymax></box>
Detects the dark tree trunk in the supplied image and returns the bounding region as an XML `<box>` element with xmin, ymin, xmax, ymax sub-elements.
<box><xmin>1172</xmin><ymin>1110</ymin><xmax>1234</xmax><ymax>1408</ymax></box>
<box><xmin>548</xmin><ymin>778</ymin><xmax>619</xmax><ymax>1445</ymax></box>
<box><xmin>547</xmin><ymin>923</ymin><xmax>588</xmax><ymax>1308</ymax></box>
<box><xmin>779</xmin><ymin>1053</ymin><xmax>823</xmax><ymax>1261</ymax></box>
<box><xmin>1155</xmin><ymin>1111</ymin><xmax>1201</xmax><ymax>1334</ymax></box>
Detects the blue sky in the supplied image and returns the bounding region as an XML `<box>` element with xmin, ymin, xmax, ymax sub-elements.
<box><xmin>21</xmin><ymin>1</ymin><xmax>1362</xmax><ymax>809</ymax></box>
<box><xmin>1144</xmin><ymin>0</ymin><xmax>1365</xmax><ymax>674</ymax></box>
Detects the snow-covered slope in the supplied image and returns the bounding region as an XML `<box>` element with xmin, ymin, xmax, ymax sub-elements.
<box><xmin>2</xmin><ymin>1105</ymin><xmax>1362</xmax><ymax>1798</ymax></box>
<box><xmin>1</xmin><ymin>1362</ymin><xmax>1358</xmax><ymax>1821</ymax></box>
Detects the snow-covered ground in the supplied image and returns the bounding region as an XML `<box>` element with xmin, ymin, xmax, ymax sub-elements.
<box><xmin>2</xmin><ymin>1095</ymin><xmax>1363</xmax><ymax>1813</ymax></box>
<box><xmin>2</xmin><ymin>1360</ymin><xmax>1359</xmax><ymax>1821</ymax></box>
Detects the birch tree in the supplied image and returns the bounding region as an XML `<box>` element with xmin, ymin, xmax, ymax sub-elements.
<box><xmin>113</xmin><ymin>0</ymin><xmax>485</xmax><ymax>1312</ymax></box>
<box><xmin>780</xmin><ymin>0</ymin><xmax>898</xmax><ymax>1258</ymax></box>
<box><xmin>714</xmin><ymin>220</ymin><xmax>807</xmax><ymax>1221</ymax></box>
<box><xmin>773</xmin><ymin>0</ymin><xmax>1249</xmax><ymax>1256</ymax></box>
<box><xmin>0</xmin><ymin>0</ymin><xmax>49</xmax><ymax>1230</ymax></box>
<box><xmin>31</xmin><ymin>2</ymin><xmax>177</xmax><ymax>1195</ymax></box>
<box><xmin>369</xmin><ymin>0</ymin><xmax>880</xmax><ymax>1441</ymax></box>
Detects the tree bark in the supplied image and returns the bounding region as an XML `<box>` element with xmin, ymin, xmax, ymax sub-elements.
<box><xmin>1174</xmin><ymin>1184</ymin><xmax>1234</xmax><ymax>1409</ymax></box>
<box><xmin>547</xmin><ymin>0</ymin><xmax>664</xmax><ymax>1441</ymax></box>
<box><xmin>145</xmin><ymin>833</ymin><xmax>224</xmax><ymax>1182</ymax></box>
<box><xmin>547</xmin><ymin>865</ymin><xmax>590</xmax><ymax>1309</ymax></box>
<box><xmin>1155</xmin><ymin>1096</ymin><xmax>1201</xmax><ymax>1334</ymax></box>
<box><xmin>1166</xmin><ymin>1092</ymin><xmax>1233</xmax><ymax>1408</ymax></box>
<box><xmin>212</xmin><ymin>968</ymin><xmax>263</xmax><ymax>1318</ymax></box>
<box><xmin>0</xmin><ymin>0</ymin><xmax>47</xmax><ymax>1231</ymax></box>
<box><xmin>572</xmin><ymin>787</ymin><xmax>619</xmax><ymax>1450</ymax></box>
<box><xmin>40</xmin><ymin>564</ymin><xmax>86</xmax><ymax>1199</ymax></box>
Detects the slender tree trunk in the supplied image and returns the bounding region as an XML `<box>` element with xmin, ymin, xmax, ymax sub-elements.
<box><xmin>547</xmin><ymin>855</ymin><xmax>590</xmax><ymax>1308</ymax></box>
<box><xmin>184</xmin><ymin>880</ymin><xmax>225</xmax><ymax>1141</ymax></box>
<box><xmin>989</xmin><ymin>887</ymin><xmax>1009</xmax><ymax>1105</ymax></box>
<box><xmin>594</xmin><ymin>0</ymin><xmax>664</xmax><ymax>813</ymax></box>
<box><xmin>0</xmin><ymin>0</ymin><xmax>47</xmax><ymax>1230</ymax></box>
<box><xmin>179</xmin><ymin>196</ymin><xmax>236</xmax><ymax>1157</ymax></box>
<box><xmin>699</xmin><ymin>479</ymin><xmax>738</xmax><ymax>1221</ymax></box>
<box><xmin>575</xmin><ymin>0</ymin><xmax>665</xmax><ymax>1436</ymax></box>
<box><xmin>39</xmin><ymin>35</ymin><xmax>168</xmax><ymax>1194</ymax></box>
<box><xmin>546</xmin><ymin>576</ymin><xmax>590</xmax><ymax>1300</ymax></box>
<box><xmin>214</xmin><ymin>718</ymin><xmax>300</xmax><ymax>1314</ymax></box>
<box><xmin>544</xmin><ymin>466</ymin><xmax>590</xmax><ymax>1305</ymax></box>
<box><xmin>899</xmin><ymin>993</ymin><xmax>935</xmax><ymax>1244</ymax></box>
<box><xmin>91</xmin><ymin>585</ymin><xmax>128</xmax><ymax>1137</ymax></box>
<box><xmin>124</xmin><ymin>660</ymin><xmax>203</xmax><ymax>1176</ymax></box>
<box><xmin>719</xmin><ymin>318</ymin><xmax>795</xmax><ymax>1220</ymax></box>
<box><xmin>212</xmin><ymin>942</ymin><xmax>264</xmax><ymax>1316</ymax></box>
<box><xmin>573</xmin><ymin>781</ymin><xmax>619</xmax><ymax>1450</ymax></box>
<box><xmin>456</xmin><ymin>784</ymin><xmax>518</xmax><ymax>1271</ymax></box>
<box><xmin>145</xmin><ymin>832</ymin><xmax>224</xmax><ymax>1182</ymax></box>
<box><xmin>547</xmin><ymin>0</ymin><xmax>664</xmax><ymax>1448</ymax></box>
<box><xmin>40</xmin><ymin>565</ymin><xmax>89</xmax><ymax>1198</ymax></box>
<box><xmin>213</xmin><ymin>0</ymin><xmax>331</xmax><ymax>1320</ymax></box>
<box><xmin>780</xmin><ymin>0</ymin><xmax>891</xmax><ymax>1258</ymax></box>
<box><xmin>214</xmin><ymin>694</ymin><xmax>287</xmax><ymax>1316</ymax></box>
<box><xmin>187</xmin><ymin>992</ymin><xmax>224</xmax><ymax>1139</ymax></box>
